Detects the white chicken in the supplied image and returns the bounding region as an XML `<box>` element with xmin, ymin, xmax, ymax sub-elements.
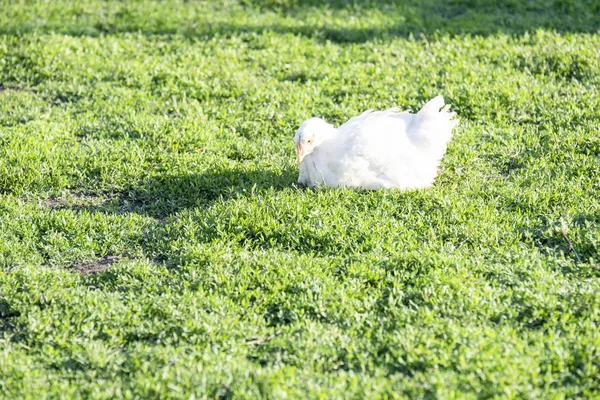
<box><xmin>294</xmin><ymin>96</ymin><xmax>458</xmax><ymax>190</ymax></box>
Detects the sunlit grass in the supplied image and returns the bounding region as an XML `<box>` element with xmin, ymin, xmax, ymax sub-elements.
<box><xmin>0</xmin><ymin>0</ymin><xmax>599</xmax><ymax>398</ymax></box>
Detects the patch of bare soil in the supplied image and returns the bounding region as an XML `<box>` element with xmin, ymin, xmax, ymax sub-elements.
<box><xmin>72</xmin><ymin>255</ymin><xmax>121</xmax><ymax>275</ymax></box>
<box><xmin>38</xmin><ymin>195</ymin><xmax>111</xmax><ymax>209</ymax></box>
<box><xmin>0</xmin><ymin>85</ymin><xmax>31</xmax><ymax>93</ymax></box>
<box><xmin>39</xmin><ymin>198</ymin><xmax>66</xmax><ymax>208</ymax></box>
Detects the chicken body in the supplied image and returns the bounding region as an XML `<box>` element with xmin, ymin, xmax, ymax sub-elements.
<box><xmin>296</xmin><ymin>96</ymin><xmax>458</xmax><ymax>190</ymax></box>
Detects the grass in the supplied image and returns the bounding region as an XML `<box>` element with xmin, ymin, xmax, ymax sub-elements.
<box><xmin>0</xmin><ymin>0</ymin><xmax>599</xmax><ymax>398</ymax></box>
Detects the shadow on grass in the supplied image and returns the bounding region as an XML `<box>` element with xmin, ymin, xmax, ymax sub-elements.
<box><xmin>0</xmin><ymin>298</ymin><xmax>20</xmax><ymax>335</ymax></box>
<box><xmin>75</xmin><ymin>167</ymin><xmax>299</xmax><ymax>219</ymax></box>
<box><xmin>525</xmin><ymin>212</ymin><xmax>600</xmax><ymax>277</ymax></box>
<box><xmin>2</xmin><ymin>1</ymin><xmax>598</xmax><ymax>42</ymax></box>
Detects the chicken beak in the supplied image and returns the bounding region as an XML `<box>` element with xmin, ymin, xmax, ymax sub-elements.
<box><xmin>296</xmin><ymin>143</ymin><xmax>305</xmax><ymax>164</ymax></box>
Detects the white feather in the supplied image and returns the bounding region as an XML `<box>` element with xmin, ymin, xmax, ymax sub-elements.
<box><xmin>296</xmin><ymin>96</ymin><xmax>458</xmax><ymax>190</ymax></box>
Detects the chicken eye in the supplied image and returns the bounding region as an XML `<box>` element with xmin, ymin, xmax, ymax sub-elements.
<box><xmin>307</xmin><ymin>139</ymin><xmax>313</xmax><ymax>144</ymax></box>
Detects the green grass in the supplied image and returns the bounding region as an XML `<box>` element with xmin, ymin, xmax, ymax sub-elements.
<box><xmin>1</xmin><ymin>0</ymin><xmax>599</xmax><ymax>398</ymax></box>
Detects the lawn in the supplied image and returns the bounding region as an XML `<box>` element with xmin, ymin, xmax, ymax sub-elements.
<box><xmin>1</xmin><ymin>0</ymin><xmax>599</xmax><ymax>398</ymax></box>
